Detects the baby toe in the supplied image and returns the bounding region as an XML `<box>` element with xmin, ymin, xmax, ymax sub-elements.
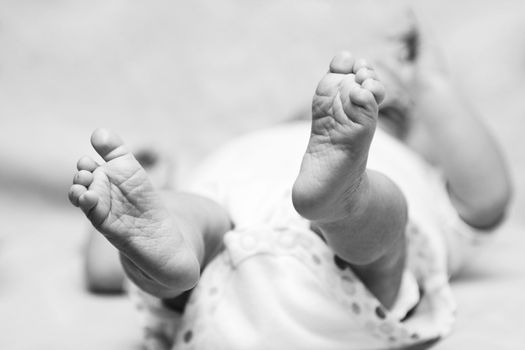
<box><xmin>77</xmin><ymin>156</ymin><xmax>99</xmax><ymax>172</ymax></box>
<box><xmin>348</xmin><ymin>84</ymin><xmax>376</xmax><ymax>108</ymax></box>
<box><xmin>329</xmin><ymin>51</ymin><xmax>356</xmax><ymax>74</ymax></box>
<box><xmin>361</xmin><ymin>78</ymin><xmax>385</xmax><ymax>104</ymax></box>
<box><xmin>353</xmin><ymin>58</ymin><xmax>371</xmax><ymax>73</ymax></box>
<box><xmin>69</xmin><ymin>184</ymin><xmax>87</xmax><ymax>207</ymax></box>
<box><xmin>73</xmin><ymin>170</ymin><xmax>94</xmax><ymax>187</ymax></box>
<box><xmin>90</xmin><ymin>128</ymin><xmax>130</xmax><ymax>162</ymax></box>
<box><xmin>79</xmin><ymin>190</ymin><xmax>99</xmax><ymax>212</ymax></box>
<box><xmin>355</xmin><ymin>67</ymin><xmax>378</xmax><ymax>84</ymax></box>
<box><xmin>338</xmin><ymin>74</ymin><xmax>361</xmax><ymax>107</ymax></box>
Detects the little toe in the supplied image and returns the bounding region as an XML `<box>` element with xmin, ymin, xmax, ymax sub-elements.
<box><xmin>90</xmin><ymin>128</ymin><xmax>131</xmax><ymax>162</ymax></box>
<box><xmin>79</xmin><ymin>190</ymin><xmax>99</xmax><ymax>212</ymax></box>
<box><xmin>77</xmin><ymin>156</ymin><xmax>99</xmax><ymax>172</ymax></box>
<box><xmin>362</xmin><ymin>78</ymin><xmax>386</xmax><ymax>104</ymax></box>
<box><xmin>69</xmin><ymin>184</ymin><xmax>87</xmax><ymax>207</ymax></box>
<box><xmin>355</xmin><ymin>67</ymin><xmax>378</xmax><ymax>84</ymax></box>
<box><xmin>73</xmin><ymin>170</ymin><xmax>94</xmax><ymax>187</ymax></box>
<box><xmin>329</xmin><ymin>51</ymin><xmax>356</xmax><ymax>74</ymax></box>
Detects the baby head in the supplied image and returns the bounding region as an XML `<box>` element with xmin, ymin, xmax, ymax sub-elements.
<box><xmin>371</xmin><ymin>23</ymin><xmax>420</xmax><ymax>139</ymax></box>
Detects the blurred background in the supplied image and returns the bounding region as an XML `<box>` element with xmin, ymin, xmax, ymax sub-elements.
<box><xmin>1</xmin><ymin>0</ymin><xmax>524</xmax><ymax>348</ymax></box>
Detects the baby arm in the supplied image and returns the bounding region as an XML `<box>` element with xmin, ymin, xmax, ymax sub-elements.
<box><xmin>407</xmin><ymin>24</ymin><xmax>512</xmax><ymax>229</ymax></box>
<box><xmin>412</xmin><ymin>77</ymin><xmax>512</xmax><ymax>229</ymax></box>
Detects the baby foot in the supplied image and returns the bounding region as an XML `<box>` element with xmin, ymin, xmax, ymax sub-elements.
<box><xmin>69</xmin><ymin>129</ymin><xmax>198</xmax><ymax>292</ymax></box>
<box><xmin>292</xmin><ymin>52</ymin><xmax>385</xmax><ymax>221</ymax></box>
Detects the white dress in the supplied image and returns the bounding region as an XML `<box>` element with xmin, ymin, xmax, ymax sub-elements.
<box><xmin>131</xmin><ymin>122</ymin><xmax>485</xmax><ymax>350</ymax></box>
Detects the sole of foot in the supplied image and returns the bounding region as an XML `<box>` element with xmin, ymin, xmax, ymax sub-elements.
<box><xmin>293</xmin><ymin>51</ymin><xmax>385</xmax><ymax>221</ymax></box>
<box><xmin>69</xmin><ymin>128</ymin><xmax>198</xmax><ymax>293</ymax></box>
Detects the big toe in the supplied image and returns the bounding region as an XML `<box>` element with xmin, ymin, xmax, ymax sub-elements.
<box><xmin>90</xmin><ymin>128</ymin><xmax>130</xmax><ymax>162</ymax></box>
<box><xmin>329</xmin><ymin>51</ymin><xmax>355</xmax><ymax>74</ymax></box>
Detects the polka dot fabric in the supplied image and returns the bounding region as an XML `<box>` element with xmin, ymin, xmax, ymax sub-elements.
<box><xmin>132</xmin><ymin>224</ymin><xmax>455</xmax><ymax>350</ymax></box>
<box><xmin>128</xmin><ymin>282</ymin><xmax>182</xmax><ymax>350</ymax></box>
<box><xmin>128</xmin><ymin>123</ymin><xmax>469</xmax><ymax>349</ymax></box>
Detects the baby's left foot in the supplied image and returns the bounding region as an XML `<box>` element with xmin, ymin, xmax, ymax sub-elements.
<box><xmin>293</xmin><ymin>52</ymin><xmax>385</xmax><ymax>221</ymax></box>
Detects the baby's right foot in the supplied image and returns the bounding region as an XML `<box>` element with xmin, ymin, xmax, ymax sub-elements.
<box><xmin>69</xmin><ymin>129</ymin><xmax>199</xmax><ymax>293</ymax></box>
<box><xmin>293</xmin><ymin>52</ymin><xmax>385</xmax><ymax>221</ymax></box>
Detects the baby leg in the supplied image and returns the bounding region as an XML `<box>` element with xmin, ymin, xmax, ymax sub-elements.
<box><xmin>69</xmin><ymin>129</ymin><xmax>231</xmax><ymax>298</ymax></box>
<box><xmin>293</xmin><ymin>52</ymin><xmax>407</xmax><ymax>308</ymax></box>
